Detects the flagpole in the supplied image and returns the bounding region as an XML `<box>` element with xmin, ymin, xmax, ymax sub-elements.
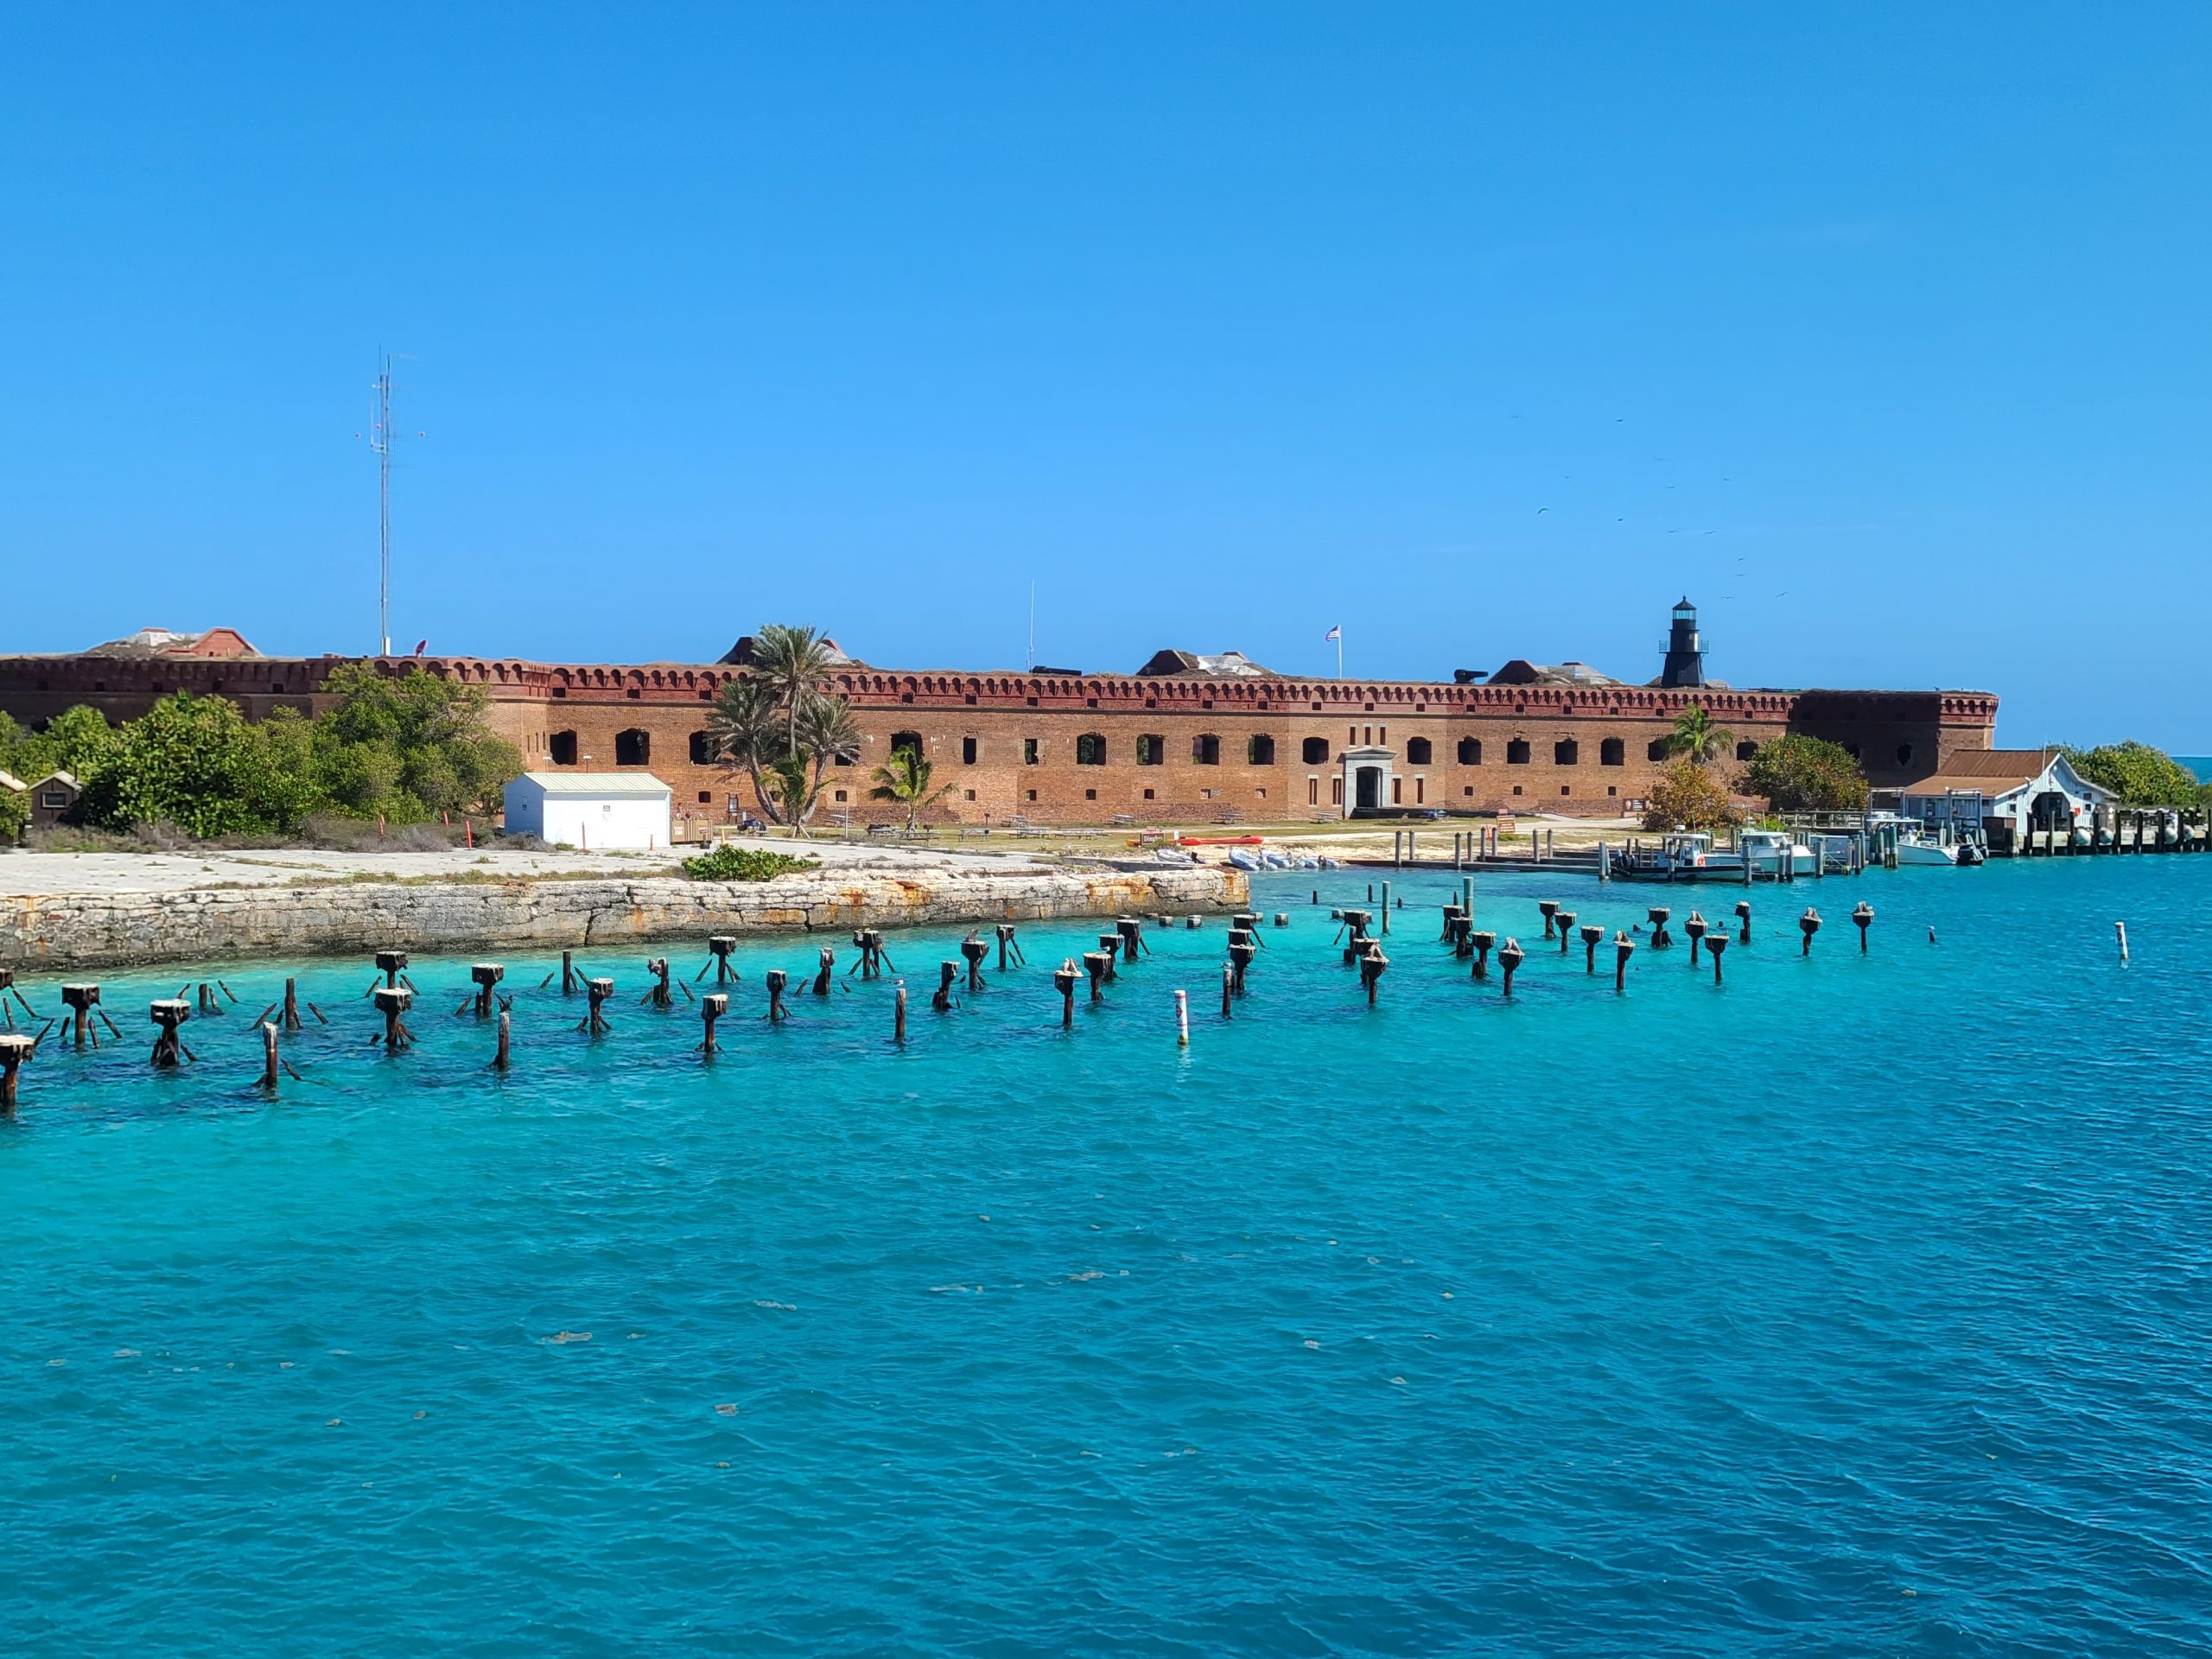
<box><xmin>1337</xmin><ymin>629</ymin><xmax>1343</xmax><ymax>680</ymax></box>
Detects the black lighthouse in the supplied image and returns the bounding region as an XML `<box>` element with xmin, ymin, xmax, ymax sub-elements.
<box><xmin>1659</xmin><ymin>598</ymin><xmax>1707</xmax><ymax>688</ymax></box>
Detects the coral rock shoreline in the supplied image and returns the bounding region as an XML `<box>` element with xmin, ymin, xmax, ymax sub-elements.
<box><xmin>0</xmin><ymin>865</ymin><xmax>1249</xmax><ymax>970</ymax></box>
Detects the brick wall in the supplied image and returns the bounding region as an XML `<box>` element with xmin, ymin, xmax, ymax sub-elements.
<box><xmin>0</xmin><ymin>652</ymin><xmax>1999</xmax><ymax>830</ymax></box>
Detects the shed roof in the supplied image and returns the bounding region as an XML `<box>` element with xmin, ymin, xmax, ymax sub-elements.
<box><xmin>508</xmin><ymin>772</ymin><xmax>672</xmax><ymax>798</ymax></box>
<box><xmin>1900</xmin><ymin>747</ymin><xmax>2113</xmax><ymax>801</ymax></box>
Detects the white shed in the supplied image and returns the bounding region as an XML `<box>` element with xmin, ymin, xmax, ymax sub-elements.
<box><xmin>503</xmin><ymin>772</ymin><xmax>672</xmax><ymax>851</ymax></box>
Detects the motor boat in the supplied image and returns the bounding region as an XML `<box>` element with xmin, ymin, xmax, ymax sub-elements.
<box><xmin>1737</xmin><ymin>829</ymin><xmax>1818</xmax><ymax>877</ymax></box>
<box><xmin>1895</xmin><ymin>830</ymin><xmax>1982</xmax><ymax>867</ymax></box>
<box><xmin>1608</xmin><ymin>831</ymin><xmax>1721</xmax><ymax>880</ymax></box>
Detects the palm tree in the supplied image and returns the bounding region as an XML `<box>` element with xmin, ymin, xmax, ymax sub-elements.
<box><xmin>705</xmin><ymin>677</ymin><xmax>787</xmax><ymax>823</ymax></box>
<box><xmin>761</xmin><ymin>753</ymin><xmax>823</xmax><ymax>836</ymax></box>
<box><xmin>751</xmin><ymin>624</ymin><xmax>839</xmax><ymax>764</ymax></box>
<box><xmin>868</xmin><ymin>746</ymin><xmax>956</xmax><ymax>835</ymax></box>
<box><xmin>1662</xmin><ymin>702</ymin><xmax>1732</xmax><ymax>766</ymax></box>
<box><xmin>793</xmin><ymin>691</ymin><xmax>861</xmax><ymax>791</ymax></box>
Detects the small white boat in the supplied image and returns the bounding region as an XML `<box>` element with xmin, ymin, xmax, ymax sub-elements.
<box><xmin>1226</xmin><ymin>849</ymin><xmax>1263</xmax><ymax>872</ymax></box>
<box><xmin>1153</xmin><ymin>847</ymin><xmax>1197</xmax><ymax>866</ymax></box>
<box><xmin>1737</xmin><ymin>829</ymin><xmax>1818</xmax><ymax>877</ymax></box>
<box><xmin>1895</xmin><ymin>830</ymin><xmax>1983</xmax><ymax>867</ymax></box>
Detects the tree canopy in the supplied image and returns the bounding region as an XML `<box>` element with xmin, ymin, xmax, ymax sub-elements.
<box><xmin>3</xmin><ymin>665</ymin><xmax>522</xmax><ymax>840</ymax></box>
<box><xmin>1641</xmin><ymin>759</ymin><xmax>1742</xmax><ymax>832</ymax></box>
<box><xmin>1662</xmin><ymin>703</ymin><xmax>1732</xmax><ymax>765</ymax></box>
<box><xmin>1742</xmin><ymin>734</ymin><xmax>1869</xmax><ymax>812</ymax></box>
<box><xmin>2060</xmin><ymin>741</ymin><xmax>2209</xmax><ymax>809</ymax></box>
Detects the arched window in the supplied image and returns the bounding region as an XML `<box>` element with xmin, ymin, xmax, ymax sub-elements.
<box><xmin>1554</xmin><ymin>739</ymin><xmax>1579</xmax><ymax>766</ymax></box>
<box><xmin>1136</xmin><ymin>734</ymin><xmax>1165</xmax><ymax>766</ymax></box>
<box><xmin>1301</xmin><ymin>736</ymin><xmax>1330</xmax><ymax>765</ymax></box>
<box><xmin>1192</xmin><ymin>734</ymin><xmax>1220</xmax><ymax>765</ymax></box>
<box><xmin>1735</xmin><ymin>741</ymin><xmax>1757</xmax><ymax>762</ymax></box>
<box><xmin>1599</xmin><ymin>737</ymin><xmax>1624</xmax><ymax>766</ymax></box>
<box><xmin>550</xmin><ymin>730</ymin><xmax>577</xmax><ymax>766</ymax></box>
<box><xmin>1647</xmin><ymin>738</ymin><xmax>1670</xmax><ymax>762</ymax></box>
<box><xmin>1249</xmin><ymin>734</ymin><xmax>1276</xmax><ymax>766</ymax></box>
<box><xmin>1507</xmin><ymin>739</ymin><xmax>1531</xmax><ymax>765</ymax></box>
<box><xmin>615</xmin><ymin>728</ymin><xmax>650</xmax><ymax>766</ymax></box>
<box><xmin>1405</xmin><ymin>737</ymin><xmax>1432</xmax><ymax>765</ymax></box>
<box><xmin>1457</xmin><ymin>737</ymin><xmax>1481</xmax><ymax>766</ymax></box>
<box><xmin>890</xmin><ymin>730</ymin><xmax>923</xmax><ymax>758</ymax></box>
<box><xmin>1076</xmin><ymin>734</ymin><xmax>1106</xmax><ymax>766</ymax></box>
<box><xmin>688</xmin><ymin>730</ymin><xmax>715</xmax><ymax>765</ymax></box>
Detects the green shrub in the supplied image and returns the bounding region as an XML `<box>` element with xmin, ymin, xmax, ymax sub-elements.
<box><xmin>2060</xmin><ymin>741</ymin><xmax>2203</xmax><ymax>809</ymax></box>
<box><xmin>1743</xmin><ymin>734</ymin><xmax>1870</xmax><ymax>811</ymax></box>
<box><xmin>680</xmin><ymin>845</ymin><xmax>818</xmax><ymax>882</ymax></box>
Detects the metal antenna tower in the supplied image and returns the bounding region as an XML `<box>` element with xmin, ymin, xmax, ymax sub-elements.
<box><xmin>368</xmin><ymin>351</ymin><xmax>395</xmax><ymax>656</ymax></box>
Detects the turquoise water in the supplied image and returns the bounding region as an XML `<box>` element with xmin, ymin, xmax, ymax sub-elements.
<box><xmin>5</xmin><ymin>861</ymin><xmax>2209</xmax><ymax>1656</ymax></box>
<box><xmin>2176</xmin><ymin>754</ymin><xmax>2211</xmax><ymax>783</ymax></box>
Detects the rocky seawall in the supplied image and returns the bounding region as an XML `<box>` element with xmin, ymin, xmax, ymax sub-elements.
<box><xmin>0</xmin><ymin>864</ymin><xmax>1249</xmax><ymax>970</ymax></box>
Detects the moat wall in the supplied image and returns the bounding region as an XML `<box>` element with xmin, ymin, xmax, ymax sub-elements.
<box><xmin>0</xmin><ymin>864</ymin><xmax>1247</xmax><ymax>971</ymax></box>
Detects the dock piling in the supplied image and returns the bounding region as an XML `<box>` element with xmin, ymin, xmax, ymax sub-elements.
<box><xmin>0</xmin><ymin>1031</ymin><xmax>32</xmax><ymax>1109</ymax></box>
<box><xmin>372</xmin><ymin>986</ymin><xmax>416</xmax><ymax>1051</ymax></box>
<box><xmin>584</xmin><ymin>976</ymin><xmax>615</xmax><ymax>1034</ymax></box>
<box><xmin>1497</xmin><ymin>938</ymin><xmax>1524</xmax><ymax>996</ymax></box>
<box><xmin>1614</xmin><ymin>931</ymin><xmax>1635</xmax><ymax>991</ymax></box>
<box><xmin>471</xmin><ymin>963</ymin><xmax>505</xmax><ymax>1017</ymax></box>
<box><xmin>1852</xmin><ymin>902</ymin><xmax>1874</xmax><ymax>952</ymax></box>
<box><xmin>1799</xmin><ymin>908</ymin><xmax>1821</xmax><ymax>956</ymax></box>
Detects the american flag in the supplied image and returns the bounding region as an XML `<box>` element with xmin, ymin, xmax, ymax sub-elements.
<box><xmin>1323</xmin><ymin>625</ymin><xmax>1340</xmax><ymax>641</ymax></box>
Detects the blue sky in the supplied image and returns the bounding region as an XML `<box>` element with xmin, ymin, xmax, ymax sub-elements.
<box><xmin>3</xmin><ymin>6</ymin><xmax>2206</xmax><ymax>747</ymax></box>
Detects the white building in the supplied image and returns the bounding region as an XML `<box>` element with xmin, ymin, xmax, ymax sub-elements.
<box><xmin>1897</xmin><ymin>748</ymin><xmax>2118</xmax><ymax>841</ymax></box>
<box><xmin>503</xmin><ymin>772</ymin><xmax>672</xmax><ymax>851</ymax></box>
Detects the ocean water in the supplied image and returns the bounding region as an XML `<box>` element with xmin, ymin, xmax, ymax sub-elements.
<box><xmin>2174</xmin><ymin>754</ymin><xmax>2211</xmax><ymax>783</ymax></box>
<box><xmin>4</xmin><ymin>860</ymin><xmax>2209</xmax><ymax>1657</ymax></box>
